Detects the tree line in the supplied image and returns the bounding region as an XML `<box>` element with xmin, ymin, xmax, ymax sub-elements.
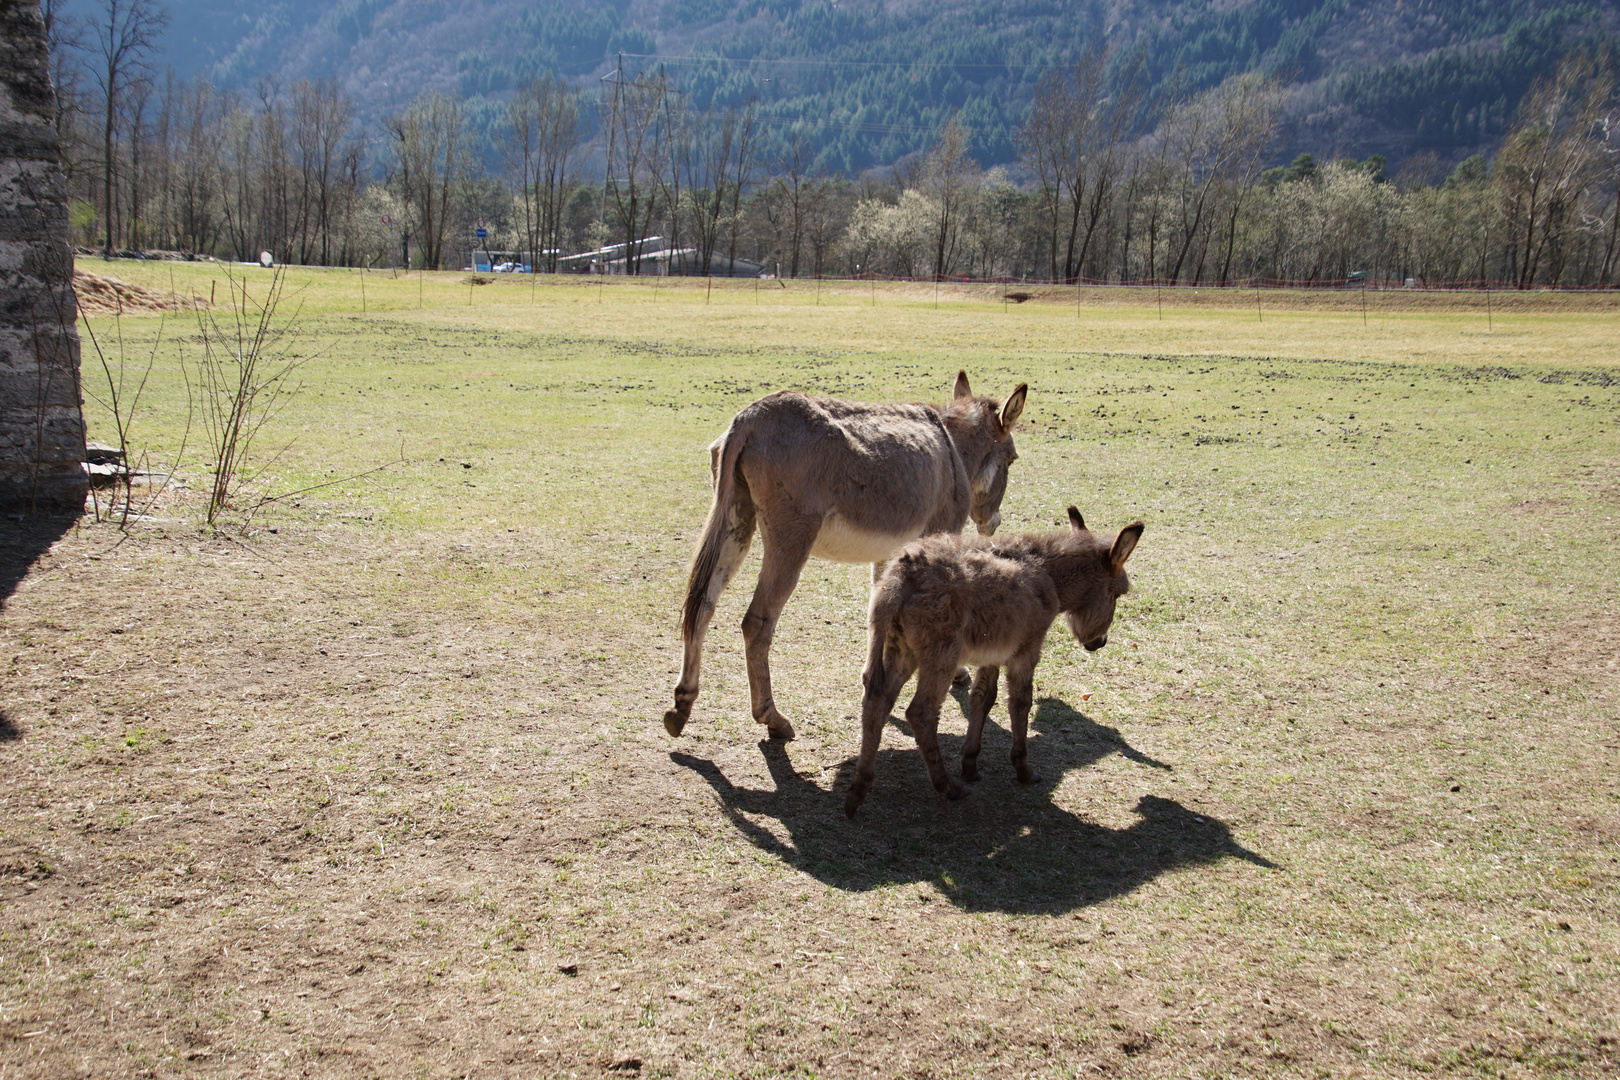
<box><xmin>45</xmin><ymin>2</ymin><xmax>1620</xmax><ymax>288</ymax></box>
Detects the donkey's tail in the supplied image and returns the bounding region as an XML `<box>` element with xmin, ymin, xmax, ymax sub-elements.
<box><xmin>681</xmin><ymin>425</ymin><xmax>751</xmax><ymax>639</ymax></box>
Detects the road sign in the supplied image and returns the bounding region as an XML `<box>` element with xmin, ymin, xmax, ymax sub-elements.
<box><xmin>475</xmin><ymin>228</ymin><xmax>488</xmax><ymax>239</ymax></box>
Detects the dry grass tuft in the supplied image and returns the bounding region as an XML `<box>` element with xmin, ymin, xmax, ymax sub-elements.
<box><xmin>72</xmin><ymin>268</ymin><xmax>196</xmax><ymax>315</ymax></box>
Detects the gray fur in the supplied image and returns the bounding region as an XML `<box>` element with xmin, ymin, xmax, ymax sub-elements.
<box><xmin>667</xmin><ymin>371</ymin><xmax>1027</xmax><ymax>740</ymax></box>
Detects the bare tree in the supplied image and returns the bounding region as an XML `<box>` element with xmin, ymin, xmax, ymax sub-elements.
<box><xmin>1495</xmin><ymin>52</ymin><xmax>1613</xmax><ymax>287</ymax></box>
<box><xmin>603</xmin><ymin>59</ymin><xmax>670</xmax><ymax>275</ymax></box>
<box><xmin>923</xmin><ymin>116</ymin><xmax>977</xmax><ymax>279</ymax></box>
<box><xmin>772</xmin><ymin>132</ymin><xmax>816</xmax><ymax>277</ymax></box>
<box><xmin>289</xmin><ymin>80</ymin><xmax>354</xmax><ymax>266</ymax></box>
<box><xmin>679</xmin><ymin>100</ymin><xmax>757</xmax><ymax>275</ymax></box>
<box><xmin>803</xmin><ymin>175</ymin><xmax>851</xmax><ymax>278</ymax></box>
<box><xmin>41</xmin><ymin>0</ymin><xmax>88</xmax><ymax>184</ymax></box>
<box><xmin>1158</xmin><ymin>72</ymin><xmax>1281</xmax><ymax>284</ymax></box>
<box><xmin>1598</xmin><ymin>112</ymin><xmax>1620</xmax><ymax>284</ymax></box>
<box><xmin>123</xmin><ymin>72</ymin><xmax>154</xmax><ymax>249</ymax></box>
<box><xmin>387</xmin><ymin>92</ymin><xmax>466</xmax><ymax>270</ymax></box>
<box><xmin>1017</xmin><ymin>47</ymin><xmax>1145</xmax><ymax>281</ymax></box>
<box><xmin>87</xmin><ymin>0</ymin><xmax>167</xmax><ymax>255</ymax></box>
<box><xmin>505</xmin><ymin>74</ymin><xmax>582</xmax><ymax>273</ymax></box>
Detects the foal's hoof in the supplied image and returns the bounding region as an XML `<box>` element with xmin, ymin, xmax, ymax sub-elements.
<box><xmin>944</xmin><ymin>781</ymin><xmax>972</xmax><ymax>802</ymax></box>
<box><xmin>1015</xmin><ymin>769</ymin><xmax>1042</xmax><ymax>786</ymax></box>
<box><xmin>843</xmin><ymin>793</ymin><xmax>862</xmax><ymax>819</ymax></box>
<box><xmin>662</xmin><ymin>710</ymin><xmax>688</xmax><ymax>737</ymax></box>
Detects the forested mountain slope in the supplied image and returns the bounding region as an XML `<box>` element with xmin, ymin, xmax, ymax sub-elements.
<box><xmin>154</xmin><ymin>0</ymin><xmax>1620</xmax><ymax>172</ymax></box>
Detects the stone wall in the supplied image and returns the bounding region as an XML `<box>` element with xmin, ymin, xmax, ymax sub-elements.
<box><xmin>0</xmin><ymin>0</ymin><xmax>86</xmax><ymax>511</ymax></box>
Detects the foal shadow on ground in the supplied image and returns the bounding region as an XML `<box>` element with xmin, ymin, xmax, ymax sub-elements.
<box><xmin>672</xmin><ymin>695</ymin><xmax>1275</xmax><ymax>915</ymax></box>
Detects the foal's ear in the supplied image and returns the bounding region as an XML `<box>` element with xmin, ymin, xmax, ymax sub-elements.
<box><xmin>1000</xmin><ymin>383</ymin><xmax>1028</xmax><ymax>428</ymax></box>
<box><xmin>1110</xmin><ymin>522</ymin><xmax>1144</xmax><ymax>573</ymax></box>
<box><xmin>1067</xmin><ymin>506</ymin><xmax>1086</xmax><ymax>532</ymax></box>
<box><xmin>953</xmin><ymin>370</ymin><xmax>972</xmax><ymax>399</ymax></box>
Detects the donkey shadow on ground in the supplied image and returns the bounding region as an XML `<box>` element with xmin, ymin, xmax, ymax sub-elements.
<box><xmin>673</xmin><ymin>695</ymin><xmax>1276</xmax><ymax>915</ymax></box>
<box><xmin>0</xmin><ymin>511</ymin><xmax>78</xmax><ymax>743</ymax></box>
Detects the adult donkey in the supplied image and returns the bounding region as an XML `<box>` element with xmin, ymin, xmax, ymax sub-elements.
<box><xmin>666</xmin><ymin>371</ymin><xmax>1028</xmax><ymax>741</ymax></box>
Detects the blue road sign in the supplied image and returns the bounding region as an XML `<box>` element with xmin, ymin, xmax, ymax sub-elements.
<box><xmin>475</xmin><ymin>228</ymin><xmax>488</xmax><ymax>239</ymax></box>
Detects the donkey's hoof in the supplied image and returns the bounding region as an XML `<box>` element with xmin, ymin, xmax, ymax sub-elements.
<box><xmin>1015</xmin><ymin>769</ymin><xmax>1042</xmax><ymax>786</ymax></box>
<box><xmin>945</xmin><ymin>781</ymin><xmax>972</xmax><ymax>802</ymax></box>
<box><xmin>757</xmin><ymin>708</ymin><xmax>795</xmax><ymax>741</ymax></box>
<box><xmin>663</xmin><ymin>710</ymin><xmax>689</xmax><ymax>737</ymax></box>
<box><xmin>843</xmin><ymin>793</ymin><xmax>862</xmax><ymax>819</ymax></box>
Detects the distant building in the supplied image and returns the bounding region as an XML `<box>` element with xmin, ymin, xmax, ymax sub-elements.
<box><xmin>554</xmin><ymin>238</ymin><xmax>765</xmax><ymax>277</ymax></box>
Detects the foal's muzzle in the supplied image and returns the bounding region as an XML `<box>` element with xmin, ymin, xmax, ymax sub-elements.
<box><xmin>1084</xmin><ymin>635</ymin><xmax>1108</xmax><ymax>652</ymax></box>
<box><xmin>975</xmin><ymin>512</ymin><xmax>1001</xmax><ymax>536</ymax></box>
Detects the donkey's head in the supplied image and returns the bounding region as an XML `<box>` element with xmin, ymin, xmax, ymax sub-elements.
<box><xmin>945</xmin><ymin>370</ymin><xmax>1028</xmax><ymax>536</ymax></box>
<box><xmin>1058</xmin><ymin>507</ymin><xmax>1144</xmax><ymax>653</ymax></box>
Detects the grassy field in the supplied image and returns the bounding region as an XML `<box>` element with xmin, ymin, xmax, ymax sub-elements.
<box><xmin>2</xmin><ymin>261</ymin><xmax>1616</xmax><ymax>1078</ymax></box>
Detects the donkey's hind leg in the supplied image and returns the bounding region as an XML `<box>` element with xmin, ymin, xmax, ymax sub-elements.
<box><xmin>906</xmin><ymin>665</ymin><xmax>970</xmax><ymax>802</ymax></box>
<box><xmin>666</xmin><ymin>500</ymin><xmax>755</xmax><ymax>736</ymax></box>
<box><xmin>846</xmin><ymin>644</ymin><xmax>917</xmax><ymax>816</ymax></box>
<box><xmin>740</xmin><ymin>522</ymin><xmax>815</xmax><ymax>740</ymax></box>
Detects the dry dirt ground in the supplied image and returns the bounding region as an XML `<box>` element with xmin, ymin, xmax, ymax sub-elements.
<box><xmin>2</xmin><ymin>278</ymin><xmax>1617</xmax><ymax>1078</ymax></box>
<box><xmin>4</xmin><ymin>495</ymin><xmax>1615</xmax><ymax>1079</ymax></box>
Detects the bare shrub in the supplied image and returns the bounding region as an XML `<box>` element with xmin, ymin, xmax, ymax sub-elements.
<box><xmin>186</xmin><ymin>266</ymin><xmax>306</xmax><ymax>527</ymax></box>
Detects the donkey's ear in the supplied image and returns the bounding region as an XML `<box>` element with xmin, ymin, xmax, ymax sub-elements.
<box><xmin>1067</xmin><ymin>506</ymin><xmax>1086</xmax><ymax>532</ymax></box>
<box><xmin>1110</xmin><ymin>522</ymin><xmax>1144</xmax><ymax>573</ymax></box>
<box><xmin>953</xmin><ymin>370</ymin><xmax>972</xmax><ymax>399</ymax></box>
<box><xmin>1000</xmin><ymin>383</ymin><xmax>1028</xmax><ymax>428</ymax></box>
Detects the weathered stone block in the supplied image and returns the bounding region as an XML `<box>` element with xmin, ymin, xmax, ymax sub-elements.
<box><xmin>0</xmin><ymin>0</ymin><xmax>86</xmax><ymax>511</ymax></box>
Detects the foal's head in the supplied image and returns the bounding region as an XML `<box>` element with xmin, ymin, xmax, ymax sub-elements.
<box><xmin>1057</xmin><ymin>506</ymin><xmax>1144</xmax><ymax>652</ymax></box>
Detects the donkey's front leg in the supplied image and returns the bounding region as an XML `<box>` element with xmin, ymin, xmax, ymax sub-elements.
<box><xmin>960</xmin><ymin>665</ymin><xmax>999</xmax><ymax>782</ymax></box>
<box><xmin>740</xmin><ymin>531</ymin><xmax>812</xmax><ymax>740</ymax></box>
<box><xmin>1005</xmin><ymin>655</ymin><xmax>1040</xmax><ymax>785</ymax></box>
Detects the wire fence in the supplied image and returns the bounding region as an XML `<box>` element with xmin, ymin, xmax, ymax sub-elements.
<box><xmin>821</xmin><ymin>272</ymin><xmax>1620</xmax><ymax>293</ymax></box>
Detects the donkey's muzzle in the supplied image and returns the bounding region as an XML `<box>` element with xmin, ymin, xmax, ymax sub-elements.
<box><xmin>1084</xmin><ymin>636</ymin><xmax>1108</xmax><ymax>652</ymax></box>
<box><xmin>975</xmin><ymin>512</ymin><xmax>1002</xmax><ymax>536</ymax></box>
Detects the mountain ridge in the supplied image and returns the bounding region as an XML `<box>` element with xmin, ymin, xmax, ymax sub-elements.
<box><xmin>147</xmin><ymin>0</ymin><xmax>1620</xmax><ymax>172</ymax></box>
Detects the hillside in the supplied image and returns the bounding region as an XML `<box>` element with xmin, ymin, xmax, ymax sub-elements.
<box><xmin>153</xmin><ymin>0</ymin><xmax>1620</xmax><ymax>172</ymax></box>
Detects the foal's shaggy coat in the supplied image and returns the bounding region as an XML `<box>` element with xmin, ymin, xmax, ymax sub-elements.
<box><xmin>846</xmin><ymin>508</ymin><xmax>1143</xmax><ymax>816</ymax></box>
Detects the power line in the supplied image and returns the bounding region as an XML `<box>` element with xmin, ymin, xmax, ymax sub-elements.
<box><xmin>617</xmin><ymin>52</ymin><xmax>1030</xmax><ymax>75</ymax></box>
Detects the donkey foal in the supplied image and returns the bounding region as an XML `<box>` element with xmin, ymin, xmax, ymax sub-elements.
<box><xmin>846</xmin><ymin>507</ymin><xmax>1143</xmax><ymax>817</ymax></box>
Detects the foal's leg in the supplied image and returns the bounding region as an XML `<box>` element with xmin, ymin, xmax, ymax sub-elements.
<box><xmin>845</xmin><ymin>649</ymin><xmax>915</xmax><ymax>817</ymax></box>
<box><xmin>1005</xmin><ymin>654</ymin><xmax>1041</xmax><ymax>784</ymax></box>
<box><xmin>740</xmin><ymin>525</ymin><xmax>814</xmax><ymax>740</ymax></box>
<box><xmin>906</xmin><ymin>665</ymin><xmax>969</xmax><ymax>801</ymax></box>
<box><xmin>960</xmin><ymin>665</ymin><xmax>999</xmax><ymax>782</ymax></box>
